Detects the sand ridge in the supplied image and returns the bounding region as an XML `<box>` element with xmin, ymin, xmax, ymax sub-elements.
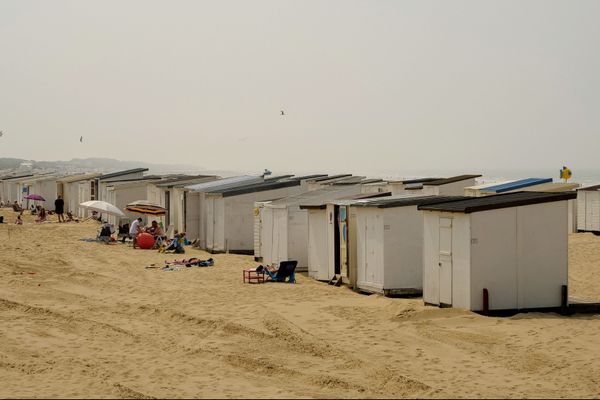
<box><xmin>0</xmin><ymin>209</ymin><xmax>599</xmax><ymax>398</ymax></box>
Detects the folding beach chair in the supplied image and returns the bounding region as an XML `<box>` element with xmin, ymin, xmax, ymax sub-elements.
<box><xmin>265</xmin><ymin>260</ymin><xmax>298</xmax><ymax>283</ymax></box>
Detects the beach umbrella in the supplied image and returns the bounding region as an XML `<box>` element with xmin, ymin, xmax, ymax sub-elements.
<box><xmin>125</xmin><ymin>200</ymin><xmax>167</xmax><ymax>216</ymax></box>
<box><xmin>80</xmin><ymin>200</ymin><xmax>126</xmax><ymax>218</ymax></box>
<box><xmin>24</xmin><ymin>194</ymin><xmax>45</xmax><ymax>201</ymax></box>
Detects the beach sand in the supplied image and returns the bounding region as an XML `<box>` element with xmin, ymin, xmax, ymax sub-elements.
<box><xmin>0</xmin><ymin>209</ymin><xmax>599</xmax><ymax>398</ymax></box>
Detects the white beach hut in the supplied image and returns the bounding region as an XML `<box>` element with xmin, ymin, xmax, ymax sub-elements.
<box><xmin>300</xmin><ymin>192</ymin><xmax>391</xmax><ymax>282</ymax></box>
<box><xmin>351</xmin><ymin>195</ymin><xmax>463</xmax><ymax>296</ymax></box>
<box><xmin>204</xmin><ymin>178</ymin><xmax>308</xmax><ymax>253</ymax></box>
<box><xmin>419</xmin><ymin>191</ymin><xmax>576</xmax><ymax>311</ymax></box>
<box><xmin>153</xmin><ymin>175</ymin><xmax>219</xmax><ymax>234</ymax></box>
<box><xmin>255</xmin><ymin>186</ymin><xmax>365</xmax><ymax>270</ymax></box>
<box><xmin>185</xmin><ymin>175</ymin><xmax>265</xmax><ymax>247</ymax></box>
<box><xmin>576</xmin><ymin>184</ymin><xmax>600</xmax><ymax>233</ymax></box>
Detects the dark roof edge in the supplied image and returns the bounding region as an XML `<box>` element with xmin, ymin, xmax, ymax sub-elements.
<box><xmin>418</xmin><ymin>191</ymin><xmax>577</xmax><ymax>213</ymax></box>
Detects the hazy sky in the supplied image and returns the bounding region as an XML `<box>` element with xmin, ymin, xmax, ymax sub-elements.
<box><xmin>1</xmin><ymin>0</ymin><xmax>599</xmax><ymax>176</ymax></box>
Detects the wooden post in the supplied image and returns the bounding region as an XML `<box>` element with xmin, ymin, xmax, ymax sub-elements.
<box><xmin>482</xmin><ymin>288</ymin><xmax>489</xmax><ymax>315</ymax></box>
<box><xmin>561</xmin><ymin>285</ymin><xmax>568</xmax><ymax>314</ymax></box>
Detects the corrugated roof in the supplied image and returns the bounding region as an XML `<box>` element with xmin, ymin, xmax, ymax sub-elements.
<box><xmin>424</xmin><ymin>174</ymin><xmax>482</xmax><ymax>186</ymax></box>
<box><xmin>354</xmin><ymin>195</ymin><xmax>467</xmax><ymax>209</ymax></box>
<box><xmin>216</xmin><ymin>180</ymin><xmax>301</xmax><ymax>197</ymax></box>
<box><xmin>185</xmin><ymin>175</ymin><xmax>263</xmax><ymax>192</ymax></box>
<box><xmin>97</xmin><ymin>168</ymin><xmax>149</xmax><ymax>180</ymax></box>
<box><xmin>418</xmin><ymin>191</ymin><xmax>577</xmax><ymax>213</ymax></box>
<box><xmin>480</xmin><ymin>178</ymin><xmax>553</xmax><ymax>193</ymax></box>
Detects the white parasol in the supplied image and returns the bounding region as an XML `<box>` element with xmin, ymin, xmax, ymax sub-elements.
<box><xmin>79</xmin><ymin>200</ymin><xmax>126</xmax><ymax>218</ymax></box>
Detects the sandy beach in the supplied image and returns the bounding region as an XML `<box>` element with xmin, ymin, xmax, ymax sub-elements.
<box><xmin>0</xmin><ymin>210</ymin><xmax>599</xmax><ymax>398</ymax></box>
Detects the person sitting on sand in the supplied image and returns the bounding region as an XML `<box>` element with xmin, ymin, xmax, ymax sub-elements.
<box><xmin>15</xmin><ymin>214</ymin><xmax>23</xmax><ymax>225</ymax></box>
<box><xmin>98</xmin><ymin>221</ymin><xmax>115</xmax><ymax>243</ymax></box>
<box><xmin>35</xmin><ymin>207</ymin><xmax>46</xmax><ymax>223</ymax></box>
<box><xmin>164</xmin><ymin>231</ymin><xmax>186</xmax><ymax>254</ymax></box>
<box><xmin>129</xmin><ymin>217</ymin><xmax>143</xmax><ymax>249</ymax></box>
<box><xmin>65</xmin><ymin>211</ymin><xmax>77</xmax><ymax>222</ymax></box>
<box><xmin>12</xmin><ymin>201</ymin><xmax>23</xmax><ymax>212</ymax></box>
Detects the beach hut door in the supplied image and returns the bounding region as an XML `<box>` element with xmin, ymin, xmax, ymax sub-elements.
<box><xmin>438</xmin><ymin>218</ymin><xmax>453</xmax><ymax>305</ymax></box>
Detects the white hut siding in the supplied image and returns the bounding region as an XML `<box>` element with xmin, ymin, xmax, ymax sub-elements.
<box><xmin>577</xmin><ymin>191</ymin><xmax>586</xmax><ymax>231</ymax></box>
<box><xmin>259</xmin><ymin>206</ymin><xmax>288</xmax><ymax>265</ymax></box>
<box><xmin>514</xmin><ymin>202</ymin><xmax>567</xmax><ymax>309</ymax></box>
<box><xmin>307</xmin><ymin>209</ymin><xmax>329</xmax><ymax>280</ymax></box>
<box><xmin>383</xmin><ymin>207</ymin><xmax>423</xmax><ymax>291</ymax></box>
<box><xmin>469</xmin><ymin>208</ymin><xmax>518</xmax><ymax>310</ymax></box>
<box><xmin>185</xmin><ymin>192</ymin><xmax>201</xmax><ymax>239</ymax></box>
<box><xmin>582</xmin><ymin>191</ymin><xmax>600</xmax><ymax>232</ymax></box>
<box><xmin>288</xmin><ymin>208</ymin><xmax>309</xmax><ymax>270</ymax></box>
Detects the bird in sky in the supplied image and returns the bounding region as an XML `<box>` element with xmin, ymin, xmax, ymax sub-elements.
<box><xmin>280</xmin><ymin>110</ymin><xmax>285</xmax><ymax>116</ymax></box>
<box><xmin>80</xmin><ymin>136</ymin><xmax>83</xmax><ymax>143</ymax></box>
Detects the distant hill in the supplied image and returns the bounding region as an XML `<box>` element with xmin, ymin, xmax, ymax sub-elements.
<box><xmin>0</xmin><ymin>157</ymin><xmax>208</xmax><ymax>175</ymax></box>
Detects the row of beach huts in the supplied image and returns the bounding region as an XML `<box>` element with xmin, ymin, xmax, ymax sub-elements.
<box><xmin>2</xmin><ymin>168</ymin><xmax>597</xmax><ymax>312</ymax></box>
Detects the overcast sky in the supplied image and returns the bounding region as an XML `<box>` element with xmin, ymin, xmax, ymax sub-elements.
<box><xmin>1</xmin><ymin>0</ymin><xmax>599</xmax><ymax>177</ymax></box>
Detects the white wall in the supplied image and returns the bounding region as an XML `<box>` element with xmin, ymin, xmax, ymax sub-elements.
<box><xmin>287</xmin><ymin>208</ymin><xmax>309</xmax><ymax>270</ymax></box>
<box><xmin>307</xmin><ymin>209</ymin><xmax>329</xmax><ymax>280</ymax></box>
<box><xmin>185</xmin><ymin>192</ymin><xmax>201</xmax><ymax>239</ymax></box>
<box><xmin>382</xmin><ymin>206</ymin><xmax>424</xmax><ymax>291</ymax></box>
<box><xmin>577</xmin><ymin>191</ymin><xmax>586</xmax><ymax>231</ymax></box>
<box><xmin>470</xmin><ymin>208</ymin><xmax>518</xmax><ymax>310</ymax></box>
<box><xmin>516</xmin><ymin>201</ymin><xmax>568</xmax><ymax>309</ymax></box>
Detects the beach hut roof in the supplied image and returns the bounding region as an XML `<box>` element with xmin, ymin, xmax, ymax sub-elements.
<box><xmin>214</xmin><ymin>179</ymin><xmax>301</xmax><ymax>197</ymax></box>
<box><xmin>577</xmin><ymin>183</ymin><xmax>600</xmax><ymax>191</ymax></box>
<box><xmin>299</xmin><ymin>191</ymin><xmax>392</xmax><ymax>209</ymax></box>
<box><xmin>57</xmin><ymin>173</ymin><xmax>102</xmax><ymax>183</ymax></box>
<box><xmin>464</xmin><ymin>180</ymin><xmax>517</xmax><ymax>191</ymax></box>
<box><xmin>418</xmin><ymin>191</ymin><xmax>576</xmax><ymax>213</ymax></box>
<box><xmin>282</xmin><ymin>174</ymin><xmax>329</xmax><ymax>182</ymax></box>
<box><xmin>155</xmin><ymin>175</ymin><xmax>218</xmax><ymax>188</ymax></box>
<box><xmin>0</xmin><ymin>173</ymin><xmax>34</xmax><ymax>181</ymax></box>
<box><xmin>265</xmin><ymin>175</ymin><xmax>295</xmax><ymax>181</ymax></box>
<box><xmin>97</xmin><ymin>168</ymin><xmax>149</xmax><ymax>180</ymax></box>
<box><xmin>267</xmin><ymin>187</ymin><xmax>363</xmax><ymax>207</ymax></box>
<box><xmin>479</xmin><ymin>178</ymin><xmax>552</xmax><ymax>193</ymax></box>
<box><xmin>353</xmin><ymin>195</ymin><xmax>467</xmax><ymax>209</ymax></box>
<box><xmin>517</xmin><ymin>182</ymin><xmax>580</xmax><ymax>192</ymax></box>
<box><xmin>309</xmin><ymin>174</ymin><xmax>353</xmax><ymax>183</ymax></box>
<box><xmin>185</xmin><ymin>175</ymin><xmax>263</xmax><ymax>192</ymax></box>
<box><xmin>423</xmin><ymin>174</ymin><xmax>483</xmax><ymax>186</ymax></box>
<box><xmin>400</xmin><ymin>177</ymin><xmax>442</xmax><ymax>184</ymax></box>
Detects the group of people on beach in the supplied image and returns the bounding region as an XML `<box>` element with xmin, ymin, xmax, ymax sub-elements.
<box><xmin>2</xmin><ymin>195</ymin><xmax>76</xmax><ymax>225</ymax></box>
<box><xmin>99</xmin><ymin>216</ymin><xmax>188</xmax><ymax>253</ymax></box>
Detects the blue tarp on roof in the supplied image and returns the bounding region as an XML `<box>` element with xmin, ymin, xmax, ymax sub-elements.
<box><xmin>480</xmin><ymin>178</ymin><xmax>552</xmax><ymax>193</ymax></box>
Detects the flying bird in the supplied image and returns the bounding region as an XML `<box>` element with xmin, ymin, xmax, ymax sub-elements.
<box><xmin>80</xmin><ymin>136</ymin><xmax>83</xmax><ymax>143</ymax></box>
<box><xmin>280</xmin><ymin>110</ymin><xmax>285</xmax><ymax>116</ymax></box>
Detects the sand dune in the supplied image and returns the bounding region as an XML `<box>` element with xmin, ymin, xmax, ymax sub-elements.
<box><xmin>0</xmin><ymin>209</ymin><xmax>599</xmax><ymax>398</ymax></box>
